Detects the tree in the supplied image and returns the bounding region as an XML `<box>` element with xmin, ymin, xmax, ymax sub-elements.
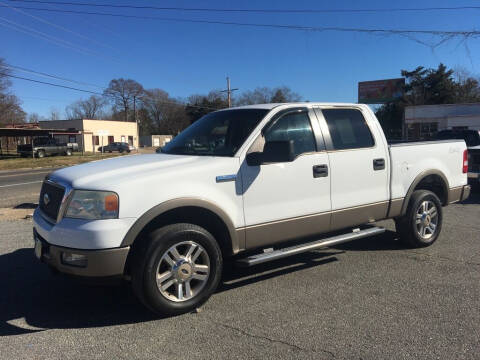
<box><xmin>0</xmin><ymin>94</ymin><xmax>26</xmax><ymax>126</ymax></box>
<box><xmin>49</xmin><ymin>107</ymin><xmax>61</xmax><ymax>121</ymax></box>
<box><xmin>375</xmin><ymin>64</ymin><xmax>480</xmax><ymax>139</ymax></box>
<box><xmin>104</xmin><ymin>78</ymin><xmax>144</xmax><ymax>121</ymax></box>
<box><xmin>65</xmin><ymin>95</ymin><xmax>106</xmax><ymax>119</ymax></box>
<box><xmin>0</xmin><ymin>58</ymin><xmax>26</xmax><ymax>126</ymax></box>
<box><xmin>235</xmin><ymin>86</ymin><xmax>301</xmax><ymax>106</ymax></box>
<box><xmin>27</xmin><ymin>112</ymin><xmax>42</xmax><ymax>123</ymax></box>
<box><xmin>185</xmin><ymin>91</ymin><xmax>228</xmax><ymax>123</ymax></box>
<box><xmin>140</xmin><ymin>89</ymin><xmax>189</xmax><ymax>135</ymax></box>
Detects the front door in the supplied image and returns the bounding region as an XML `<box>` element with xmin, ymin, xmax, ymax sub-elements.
<box><xmin>240</xmin><ymin>108</ymin><xmax>331</xmax><ymax>249</ymax></box>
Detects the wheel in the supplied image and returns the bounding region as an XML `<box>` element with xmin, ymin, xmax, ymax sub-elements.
<box><xmin>37</xmin><ymin>150</ymin><xmax>45</xmax><ymax>158</ymax></box>
<box><xmin>65</xmin><ymin>149</ymin><xmax>72</xmax><ymax>156</ymax></box>
<box><xmin>395</xmin><ymin>190</ymin><xmax>443</xmax><ymax>248</ymax></box>
<box><xmin>131</xmin><ymin>223</ymin><xmax>223</xmax><ymax>315</ymax></box>
<box><xmin>119</xmin><ymin>149</ymin><xmax>124</xmax><ymax>153</ymax></box>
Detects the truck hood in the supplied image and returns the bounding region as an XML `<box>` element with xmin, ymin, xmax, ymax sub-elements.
<box><xmin>49</xmin><ymin>154</ymin><xmax>228</xmax><ymax>189</ymax></box>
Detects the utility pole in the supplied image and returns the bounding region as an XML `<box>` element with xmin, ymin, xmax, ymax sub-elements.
<box><xmin>133</xmin><ymin>95</ymin><xmax>139</xmax><ymax>152</ymax></box>
<box><xmin>221</xmin><ymin>76</ymin><xmax>239</xmax><ymax>108</ymax></box>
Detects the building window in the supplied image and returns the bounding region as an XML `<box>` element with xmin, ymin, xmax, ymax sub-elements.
<box><xmin>108</xmin><ymin>136</ymin><xmax>114</xmax><ymax>144</ymax></box>
<box><xmin>93</xmin><ymin>136</ymin><xmax>99</xmax><ymax>145</ymax></box>
<box><xmin>69</xmin><ymin>135</ymin><xmax>76</xmax><ymax>143</ymax></box>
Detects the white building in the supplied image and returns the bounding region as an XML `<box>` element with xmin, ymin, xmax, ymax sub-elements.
<box><xmin>405</xmin><ymin>103</ymin><xmax>480</xmax><ymax>140</ymax></box>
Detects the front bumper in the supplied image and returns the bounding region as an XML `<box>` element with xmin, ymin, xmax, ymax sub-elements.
<box><xmin>34</xmin><ymin>229</ymin><xmax>130</xmax><ymax>277</ymax></box>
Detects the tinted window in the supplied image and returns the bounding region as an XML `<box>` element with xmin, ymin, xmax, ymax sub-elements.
<box><xmin>264</xmin><ymin>111</ymin><xmax>316</xmax><ymax>157</ymax></box>
<box><xmin>162</xmin><ymin>109</ymin><xmax>268</xmax><ymax>156</ymax></box>
<box><xmin>322</xmin><ymin>109</ymin><xmax>374</xmax><ymax>150</ymax></box>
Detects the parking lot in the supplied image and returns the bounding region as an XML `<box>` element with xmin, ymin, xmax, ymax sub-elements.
<box><xmin>0</xmin><ymin>171</ymin><xmax>479</xmax><ymax>359</ymax></box>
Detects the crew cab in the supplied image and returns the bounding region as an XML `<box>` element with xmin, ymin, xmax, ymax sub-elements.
<box><xmin>17</xmin><ymin>137</ymin><xmax>76</xmax><ymax>158</ymax></box>
<box><xmin>32</xmin><ymin>103</ymin><xmax>470</xmax><ymax>315</ymax></box>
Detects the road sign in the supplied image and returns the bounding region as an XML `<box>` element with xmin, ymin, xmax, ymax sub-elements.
<box><xmin>97</xmin><ymin>130</ymin><xmax>109</xmax><ymax>136</ymax></box>
<box><xmin>358</xmin><ymin>78</ymin><xmax>405</xmax><ymax>104</ymax></box>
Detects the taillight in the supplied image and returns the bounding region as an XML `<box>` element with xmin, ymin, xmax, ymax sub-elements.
<box><xmin>463</xmin><ymin>149</ymin><xmax>468</xmax><ymax>173</ymax></box>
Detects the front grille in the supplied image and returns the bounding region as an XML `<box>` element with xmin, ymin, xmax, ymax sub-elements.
<box><xmin>39</xmin><ymin>181</ymin><xmax>65</xmax><ymax>221</ymax></box>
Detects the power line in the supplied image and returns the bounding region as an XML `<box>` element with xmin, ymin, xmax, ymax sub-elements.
<box><xmin>5</xmin><ymin>5</ymin><xmax>480</xmax><ymax>38</ymax></box>
<box><xmin>0</xmin><ymin>15</ymin><xmax>111</xmax><ymax>58</ymax></box>
<box><xmin>4</xmin><ymin>63</ymin><xmax>106</xmax><ymax>90</ymax></box>
<box><xmin>1</xmin><ymin>73</ymin><xmax>221</xmax><ymax>110</ymax></box>
<box><xmin>0</xmin><ymin>1</ymin><xmax>117</xmax><ymax>52</ymax></box>
<box><xmin>5</xmin><ymin>0</ymin><xmax>480</xmax><ymax>14</ymax></box>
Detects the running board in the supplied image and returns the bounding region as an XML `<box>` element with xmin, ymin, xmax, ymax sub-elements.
<box><xmin>236</xmin><ymin>226</ymin><xmax>385</xmax><ymax>267</ymax></box>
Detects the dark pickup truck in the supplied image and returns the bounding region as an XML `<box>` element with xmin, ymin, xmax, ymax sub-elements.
<box><xmin>17</xmin><ymin>137</ymin><xmax>77</xmax><ymax>158</ymax></box>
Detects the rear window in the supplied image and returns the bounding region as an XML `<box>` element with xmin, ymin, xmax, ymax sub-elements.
<box><xmin>322</xmin><ymin>109</ymin><xmax>374</xmax><ymax>150</ymax></box>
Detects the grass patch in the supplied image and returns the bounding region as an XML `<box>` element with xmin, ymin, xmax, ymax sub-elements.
<box><xmin>0</xmin><ymin>153</ymin><xmax>125</xmax><ymax>171</ymax></box>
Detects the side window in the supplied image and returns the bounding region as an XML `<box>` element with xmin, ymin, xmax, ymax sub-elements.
<box><xmin>322</xmin><ymin>109</ymin><xmax>374</xmax><ymax>150</ymax></box>
<box><xmin>264</xmin><ymin>111</ymin><xmax>316</xmax><ymax>157</ymax></box>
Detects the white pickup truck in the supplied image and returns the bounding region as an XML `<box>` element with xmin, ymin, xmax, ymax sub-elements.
<box><xmin>33</xmin><ymin>103</ymin><xmax>470</xmax><ymax>315</ymax></box>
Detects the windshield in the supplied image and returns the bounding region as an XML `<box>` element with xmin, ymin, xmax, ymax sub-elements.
<box><xmin>161</xmin><ymin>109</ymin><xmax>268</xmax><ymax>156</ymax></box>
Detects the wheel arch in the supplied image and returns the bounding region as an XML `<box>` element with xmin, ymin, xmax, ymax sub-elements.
<box><xmin>400</xmin><ymin>169</ymin><xmax>449</xmax><ymax>216</ymax></box>
<box><xmin>121</xmin><ymin>198</ymin><xmax>241</xmax><ymax>260</ymax></box>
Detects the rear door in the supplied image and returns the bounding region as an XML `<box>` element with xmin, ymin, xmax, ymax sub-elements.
<box><xmin>240</xmin><ymin>107</ymin><xmax>332</xmax><ymax>249</ymax></box>
<box><xmin>314</xmin><ymin>107</ymin><xmax>389</xmax><ymax>230</ymax></box>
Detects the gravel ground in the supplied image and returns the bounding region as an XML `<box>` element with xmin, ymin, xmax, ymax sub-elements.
<box><xmin>0</xmin><ymin>195</ymin><xmax>479</xmax><ymax>360</ymax></box>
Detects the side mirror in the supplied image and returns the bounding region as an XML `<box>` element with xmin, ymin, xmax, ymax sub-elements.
<box><xmin>246</xmin><ymin>140</ymin><xmax>295</xmax><ymax>166</ymax></box>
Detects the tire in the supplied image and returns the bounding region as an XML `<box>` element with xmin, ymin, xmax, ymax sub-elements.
<box><xmin>37</xmin><ymin>150</ymin><xmax>45</xmax><ymax>158</ymax></box>
<box><xmin>65</xmin><ymin>149</ymin><xmax>72</xmax><ymax>156</ymax></box>
<box><xmin>395</xmin><ymin>190</ymin><xmax>443</xmax><ymax>248</ymax></box>
<box><xmin>119</xmin><ymin>149</ymin><xmax>124</xmax><ymax>154</ymax></box>
<box><xmin>131</xmin><ymin>223</ymin><xmax>223</xmax><ymax>316</ymax></box>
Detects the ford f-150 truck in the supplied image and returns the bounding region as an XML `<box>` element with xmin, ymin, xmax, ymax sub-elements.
<box><xmin>33</xmin><ymin>103</ymin><xmax>470</xmax><ymax>315</ymax></box>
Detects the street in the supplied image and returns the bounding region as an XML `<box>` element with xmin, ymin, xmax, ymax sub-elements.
<box><xmin>0</xmin><ymin>168</ymin><xmax>54</xmax><ymax>208</ymax></box>
<box><xmin>0</xmin><ymin>173</ymin><xmax>478</xmax><ymax>359</ymax></box>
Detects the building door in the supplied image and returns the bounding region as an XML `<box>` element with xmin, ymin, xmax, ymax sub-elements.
<box><xmin>128</xmin><ymin>136</ymin><xmax>133</xmax><ymax>146</ymax></box>
<box><xmin>108</xmin><ymin>136</ymin><xmax>114</xmax><ymax>144</ymax></box>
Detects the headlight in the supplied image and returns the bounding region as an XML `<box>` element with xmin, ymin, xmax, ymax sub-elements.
<box><xmin>65</xmin><ymin>190</ymin><xmax>119</xmax><ymax>220</ymax></box>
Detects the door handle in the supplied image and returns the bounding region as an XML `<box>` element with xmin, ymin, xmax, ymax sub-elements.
<box><xmin>313</xmin><ymin>164</ymin><xmax>328</xmax><ymax>178</ymax></box>
<box><xmin>373</xmin><ymin>158</ymin><xmax>385</xmax><ymax>170</ymax></box>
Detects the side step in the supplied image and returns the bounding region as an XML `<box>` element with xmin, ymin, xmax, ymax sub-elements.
<box><xmin>236</xmin><ymin>226</ymin><xmax>385</xmax><ymax>267</ymax></box>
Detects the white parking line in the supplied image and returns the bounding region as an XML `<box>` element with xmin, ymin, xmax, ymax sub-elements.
<box><xmin>0</xmin><ymin>181</ymin><xmax>42</xmax><ymax>188</ymax></box>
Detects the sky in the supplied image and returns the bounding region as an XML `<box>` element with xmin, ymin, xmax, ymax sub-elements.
<box><xmin>1</xmin><ymin>0</ymin><xmax>480</xmax><ymax>118</ymax></box>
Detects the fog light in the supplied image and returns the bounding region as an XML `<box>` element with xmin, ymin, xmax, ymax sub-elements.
<box><xmin>61</xmin><ymin>252</ymin><xmax>88</xmax><ymax>268</ymax></box>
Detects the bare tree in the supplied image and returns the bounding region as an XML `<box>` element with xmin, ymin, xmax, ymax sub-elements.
<box><xmin>65</xmin><ymin>95</ymin><xmax>106</xmax><ymax>119</ymax></box>
<box><xmin>235</xmin><ymin>86</ymin><xmax>301</xmax><ymax>105</ymax></box>
<box><xmin>0</xmin><ymin>94</ymin><xmax>26</xmax><ymax>126</ymax></box>
<box><xmin>27</xmin><ymin>112</ymin><xmax>43</xmax><ymax>123</ymax></box>
<box><xmin>140</xmin><ymin>89</ymin><xmax>189</xmax><ymax>135</ymax></box>
<box><xmin>0</xmin><ymin>58</ymin><xmax>12</xmax><ymax>94</ymax></box>
<box><xmin>0</xmin><ymin>58</ymin><xmax>26</xmax><ymax>126</ymax></box>
<box><xmin>104</xmin><ymin>78</ymin><xmax>144</xmax><ymax>121</ymax></box>
<box><xmin>48</xmin><ymin>107</ymin><xmax>61</xmax><ymax>121</ymax></box>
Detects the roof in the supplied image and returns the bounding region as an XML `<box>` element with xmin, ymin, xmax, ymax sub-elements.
<box><xmin>0</xmin><ymin>128</ymin><xmax>81</xmax><ymax>137</ymax></box>
<box><xmin>221</xmin><ymin>102</ymin><xmax>364</xmax><ymax>111</ymax></box>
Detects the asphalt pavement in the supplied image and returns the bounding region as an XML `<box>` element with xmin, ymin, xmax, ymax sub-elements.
<box><xmin>0</xmin><ymin>168</ymin><xmax>55</xmax><ymax>208</ymax></box>
<box><xmin>0</xmin><ymin>191</ymin><xmax>479</xmax><ymax>359</ymax></box>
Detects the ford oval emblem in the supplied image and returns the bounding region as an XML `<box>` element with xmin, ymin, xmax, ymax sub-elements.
<box><xmin>43</xmin><ymin>193</ymin><xmax>50</xmax><ymax>205</ymax></box>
